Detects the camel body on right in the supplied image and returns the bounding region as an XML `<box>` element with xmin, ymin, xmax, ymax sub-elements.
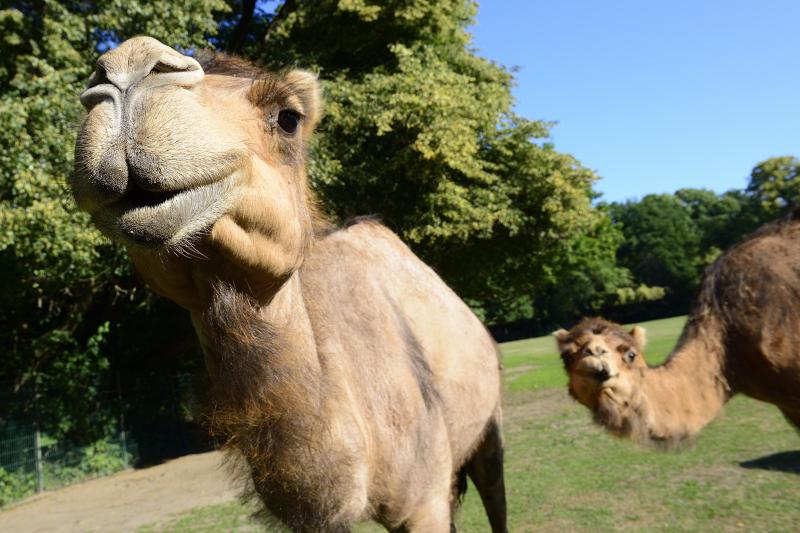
<box><xmin>556</xmin><ymin>211</ymin><xmax>800</xmax><ymax>443</ymax></box>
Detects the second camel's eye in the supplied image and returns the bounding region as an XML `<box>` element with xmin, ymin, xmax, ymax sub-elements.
<box><xmin>277</xmin><ymin>109</ymin><xmax>301</xmax><ymax>134</ymax></box>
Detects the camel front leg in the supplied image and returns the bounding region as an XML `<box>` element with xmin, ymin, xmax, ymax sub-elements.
<box><xmin>390</xmin><ymin>497</ymin><xmax>452</xmax><ymax>533</ymax></box>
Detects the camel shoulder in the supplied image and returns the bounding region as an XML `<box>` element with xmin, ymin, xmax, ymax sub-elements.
<box><xmin>311</xmin><ymin>218</ymin><xmax>419</xmax><ymax>267</ymax></box>
<box><xmin>303</xmin><ymin>218</ymin><xmax>466</xmax><ymax>316</ymax></box>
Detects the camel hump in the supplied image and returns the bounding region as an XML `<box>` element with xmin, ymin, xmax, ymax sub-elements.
<box><xmin>696</xmin><ymin>216</ymin><xmax>800</xmax><ymax>338</ymax></box>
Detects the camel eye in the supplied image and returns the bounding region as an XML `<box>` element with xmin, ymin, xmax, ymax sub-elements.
<box><xmin>277</xmin><ymin>109</ymin><xmax>301</xmax><ymax>134</ymax></box>
<box><xmin>625</xmin><ymin>351</ymin><xmax>636</xmax><ymax>363</ymax></box>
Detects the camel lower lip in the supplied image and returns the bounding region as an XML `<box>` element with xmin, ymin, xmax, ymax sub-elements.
<box><xmin>93</xmin><ymin>172</ymin><xmax>242</xmax><ymax>250</ymax></box>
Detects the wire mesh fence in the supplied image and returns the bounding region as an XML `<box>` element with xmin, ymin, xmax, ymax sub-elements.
<box><xmin>0</xmin><ymin>431</ymin><xmax>136</xmax><ymax>504</ymax></box>
<box><xmin>0</xmin><ymin>374</ymin><xmax>206</xmax><ymax>507</ymax></box>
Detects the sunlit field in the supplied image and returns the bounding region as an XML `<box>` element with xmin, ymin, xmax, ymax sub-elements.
<box><xmin>137</xmin><ymin>316</ymin><xmax>800</xmax><ymax>532</ymax></box>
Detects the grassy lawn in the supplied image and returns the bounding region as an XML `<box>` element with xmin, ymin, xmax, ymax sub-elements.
<box><xmin>137</xmin><ymin>316</ymin><xmax>800</xmax><ymax>532</ymax></box>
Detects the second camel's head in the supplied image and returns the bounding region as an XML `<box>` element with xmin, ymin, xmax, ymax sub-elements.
<box><xmin>554</xmin><ymin>317</ymin><xmax>648</xmax><ymax>416</ymax></box>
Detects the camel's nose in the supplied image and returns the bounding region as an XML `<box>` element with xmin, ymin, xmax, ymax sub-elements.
<box><xmin>585</xmin><ymin>343</ymin><xmax>609</xmax><ymax>357</ymax></box>
<box><xmin>583</xmin><ymin>343</ymin><xmax>618</xmax><ymax>382</ymax></box>
<box><xmin>80</xmin><ymin>36</ymin><xmax>204</xmax><ymax>110</ymax></box>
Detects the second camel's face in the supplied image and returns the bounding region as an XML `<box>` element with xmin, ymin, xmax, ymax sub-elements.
<box><xmin>556</xmin><ymin>320</ymin><xmax>648</xmax><ymax>410</ymax></box>
<box><xmin>73</xmin><ymin>36</ymin><xmax>319</xmax><ymax>253</ymax></box>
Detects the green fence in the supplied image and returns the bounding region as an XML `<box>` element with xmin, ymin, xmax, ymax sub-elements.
<box><xmin>0</xmin><ymin>423</ymin><xmax>137</xmax><ymax>506</ymax></box>
<box><xmin>0</xmin><ymin>374</ymin><xmax>203</xmax><ymax>507</ymax></box>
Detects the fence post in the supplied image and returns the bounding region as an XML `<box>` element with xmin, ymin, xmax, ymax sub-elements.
<box><xmin>116</xmin><ymin>370</ymin><xmax>129</xmax><ymax>469</ymax></box>
<box><xmin>33</xmin><ymin>379</ymin><xmax>44</xmax><ymax>493</ymax></box>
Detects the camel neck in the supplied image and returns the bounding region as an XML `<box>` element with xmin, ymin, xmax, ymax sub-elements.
<box><xmin>637</xmin><ymin>319</ymin><xmax>731</xmax><ymax>441</ymax></box>
<box><xmin>191</xmin><ymin>273</ymin><xmax>325</xmax><ymax>445</ymax></box>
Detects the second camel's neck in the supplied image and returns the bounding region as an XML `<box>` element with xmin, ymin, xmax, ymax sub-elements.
<box><xmin>637</xmin><ymin>324</ymin><xmax>731</xmax><ymax>441</ymax></box>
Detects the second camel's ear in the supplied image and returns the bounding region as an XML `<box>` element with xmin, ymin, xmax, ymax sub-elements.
<box><xmin>553</xmin><ymin>328</ymin><xmax>569</xmax><ymax>344</ymax></box>
<box><xmin>553</xmin><ymin>329</ymin><xmax>575</xmax><ymax>356</ymax></box>
<box><xmin>630</xmin><ymin>326</ymin><xmax>647</xmax><ymax>350</ymax></box>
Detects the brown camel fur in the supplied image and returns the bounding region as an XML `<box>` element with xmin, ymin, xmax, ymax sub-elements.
<box><xmin>555</xmin><ymin>211</ymin><xmax>800</xmax><ymax>444</ymax></box>
<box><xmin>72</xmin><ymin>37</ymin><xmax>507</xmax><ymax>532</ymax></box>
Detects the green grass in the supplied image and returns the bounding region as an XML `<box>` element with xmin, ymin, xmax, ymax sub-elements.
<box><xmin>137</xmin><ymin>315</ymin><xmax>800</xmax><ymax>532</ymax></box>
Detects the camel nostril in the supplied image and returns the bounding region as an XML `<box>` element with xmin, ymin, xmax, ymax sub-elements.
<box><xmin>139</xmin><ymin>54</ymin><xmax>204</xmax><ymax>89</ymax></box>
<box><xmin>87</xmin><ymin>64</ymin><xmax>110</xmax><ymax>89</ymax></box>
<box><xmin>151</xmin><ymin>60</ymin><xmax>192</xmax><ymax>74</ymax></box>
<box><xmin>89</xmin><ymin>39</ymin><xmax>205</xmax><ymax>95</ymax></box>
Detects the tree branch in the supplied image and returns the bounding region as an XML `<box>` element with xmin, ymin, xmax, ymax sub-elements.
<box><xmin>229</xmin><ymin>0</ymin><xmax>256</xmax><ymax>53</ymax></box>
<box><xmin>264</xmin><ymin>0</ymin><xmax>301</xmax><ymax>43</ymax></box>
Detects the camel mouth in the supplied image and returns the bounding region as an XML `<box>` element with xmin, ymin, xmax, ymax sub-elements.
<box><xmin>124</xmin><ymin>184</ymin><xmax>183</xmax><ymax>209</ymax></box>
<box><xmin>94</xmin><ymin>172</ymin><xmax>242</xmax><ymax>251</ymax></box>
<box><xmin>574</xmin><ymin>368</ymin><xmax>614</xmax><ymax>384</ymax></box>
<box><xmin>574</xmin><ymin>356</ymin><xmax>612</xmax><ymax>382</ymax></box>
<box><xmin>588</xmin><ymin>369</ymin><xmax>611</xmax><ymax>382</ymax></box>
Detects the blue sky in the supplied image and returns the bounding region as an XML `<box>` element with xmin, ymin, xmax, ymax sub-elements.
<box><xmin>469</xmin><ymin>0</ymin><xmax>800</xmax><ymax>202</ymax></box>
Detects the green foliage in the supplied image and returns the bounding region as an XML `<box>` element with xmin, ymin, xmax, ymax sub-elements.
<box><xmin>609</xmin><ymin>194</ymin><xmax>702</xmax><ymax>306</ymax></box>
<box><xmin>42</xmin><ymin>438</ymin><xmax>130</xmax><ymax>488</ymax></box>
<box><xmin>0</xmin><ymin>466</ymin><xmax>34</xmax><ymax>506</ymax></box>
<box><xmin>0</xmin><ymin>435</ymin><xmax>132</xmax><ymax>506</ymax></box>
<box><xmin>675</xmin><ymin>188</ymin><xmax>746</xmax><ymax>251</ymax></box>
<box><xmin>746</xmin><ymin>156</ymin><xmax>800</xmax><ymax>217</ymax></box>
<box><xmin>614</xmin><ymin>284</ymin><xmax>667</xmax><ymax>306</ymax></box>
<box><xmin>0</xmin><ymin>0</ymin><xmax>224</xmax><ymax>442</ymax></box>
<box><xmin>525</xmin><ymin>208</ymin><xmax>635</xmax><ymax>324</ymax></box>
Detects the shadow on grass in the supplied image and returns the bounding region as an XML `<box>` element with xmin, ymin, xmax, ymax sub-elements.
<box><xmin>740</xmin><ymin>450</ymin><xmax>800</xmax><ymax>474</ymax></box>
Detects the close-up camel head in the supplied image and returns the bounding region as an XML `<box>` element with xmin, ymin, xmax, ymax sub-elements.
<box><xmin>555</xmin><ymin>318</ymin><xmax>648</xmax><ymax>431</ymax></box>
<box><xmin>74</xmin><ymin>36</ymin><xmax>319</xmax><ymax>273</ymax></box>
<box><xmin>70</xmin><ymin>37</ymin><xmax>509</xmax><ymax>532</ymax></box>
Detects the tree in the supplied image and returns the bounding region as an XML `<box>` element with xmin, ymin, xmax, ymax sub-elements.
<box><xmin>674</xmin><ymin>156</ymin><xmax>800</xmax><ymax>269</ymax></box>
<box><xmin>610</xmin><ymin>194</ymin><xmax>702</xmax><ymax>307</ymax></box>
<box><xmin>673</xmin><ymin>187</ymin><xmax>746</xmax><ymax>267</ymax></box>
<box><xmin>746</xmin><ymin>156</ymin><xmax>800</xmax><ymax>218</ymax></box>
<box><xmin>0</xmin><ymin>0</ymin><xmax>227</xmax><ymax>442</ymax></box>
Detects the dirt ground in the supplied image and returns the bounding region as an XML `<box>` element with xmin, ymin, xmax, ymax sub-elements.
<box><xmin>0</xmin><ymin>451</ymin><xmax>240</xmax><ymax>533</ymax></box>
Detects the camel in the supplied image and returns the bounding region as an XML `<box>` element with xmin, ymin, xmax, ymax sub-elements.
<box><xmin>555</xmin><ymin>211</ymin><xmax>800</xmax><ymax>444</ymax></box>
<box><xmin>71</xmin><ymin>37</ymin><xmax>507</xmax><ymax>532</ymax></box>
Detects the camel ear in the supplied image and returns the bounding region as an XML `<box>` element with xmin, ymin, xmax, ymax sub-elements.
<box><xmin>553</xmin><ymin>329</ymin><xmax>572</xmax><ymax>352</ymax></box>
<box><xmin>284</xmin><ymin>70</ymin><xmax>323</xmax><ymax>136</ymax></box>
<box><xmin>630</xmin><ymin>326</ymin><xmax>647</xmax><ymax>349</ymax></box>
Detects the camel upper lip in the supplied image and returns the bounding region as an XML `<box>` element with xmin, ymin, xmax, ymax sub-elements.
<box><xmin>575</xmin><ymin>365</ymin><xmax>615</xmax><ymax>383</ymax></box>
<box><xmin>575</xmin><ymin>369</ymin><xmax>610</xmax><ymax>382</ymax></box>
